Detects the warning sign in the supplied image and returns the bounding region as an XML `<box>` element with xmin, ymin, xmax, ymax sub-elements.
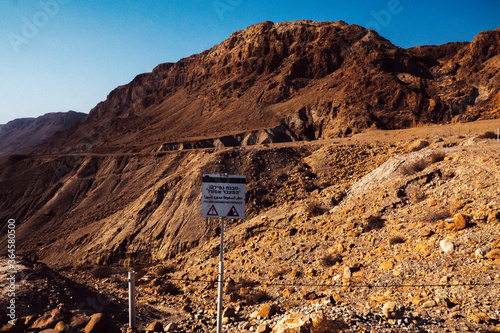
<box><xmin>227</xmin><ymin>206</ymin><xmax>239</xmax><ymax>217</ymax></box>
<box><xmin>206</xmin><ymin>205</ymin><xmax>219</xmax><ymax>216</ymax></box>
<box><xmin>201</xmin><ymin>174</ymin><xmax>246</xmax><ymax>219</ymax></box>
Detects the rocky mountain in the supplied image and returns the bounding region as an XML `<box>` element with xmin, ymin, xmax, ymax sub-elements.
<box><xmin>0</xmin><ymin>111</ymin><xmax>87</xmax><ymax>155</ymax></box>
<box><xmin>37</xmin><ymin>21</ymin><xmax>499</xmax><ymax>154</ymax></box>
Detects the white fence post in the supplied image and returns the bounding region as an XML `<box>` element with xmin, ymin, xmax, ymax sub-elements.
<box><xmin>129</xmin><ymin>271</ymin><xmax>136</xmax><ymax>329</ymax></box>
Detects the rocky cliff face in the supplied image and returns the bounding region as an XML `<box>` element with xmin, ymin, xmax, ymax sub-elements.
<box><xmin>0</xmin><ymin>111</ymin><xmax>87</xmax><ymax>155</ymax></box>
<box><xmin>37</xmin><ymin>21</ymin><xmax>500</xmax><ymax>154</ymax></box>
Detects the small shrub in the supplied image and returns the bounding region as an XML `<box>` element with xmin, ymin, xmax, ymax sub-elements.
<box><xmin>406</xmin><ymin>185</ymin><xmax>426</xmax><ymax>203</ymax></box>
<box><xmin>237</xmin><ymin>277</ymin><xmax>259</xmax><ymax>288</ymax></box>
<box><xmin>277</xmin><ymin>172</ymin><xmax>289</xmax><ymax>183</ymax></box>
<box><xmin>363</xmin><ymin>215</ymin><xmax>385</xmax><ymax>232</ymax></box>
<box><xmin>91</xmin><ymin>266</ymin><xmax>113</xmax><ymax>279</ymax></box>
<box><xmin>244</xmin><ymin>289</ymin><xmax>271</xmax><ymax>305</ymax></box>
<box><xmin>154</xmin><ymin>264</ymin><xmax>176</xmax><ymax>277</ymax></box>
<box><xmin>320</xmin><ymin>253</ymin><xmax>342</xmax><ymax>267</ymax></box>
<box><xmin>157</xmin><ymin>281</ymin><xmax>181</xmax><ymax>295</ymax></box>
<box><xmin>479</xmin><ymin>131</ymin><xmax>497</xmax><ymax>139</ymax></box>
<box><xmin>428</xmin><ymin>151</ymin><xmax>446</xmax><ymax>163</ymax></box>
<box><xmin>389</xmin><ymin>236</ymin><xmax>405</xmax><ymax>245</ymax></box>
<box><xmin>422</xmin><ymin>209</ymin><xmax>452</xmax><ymax>222</ymax></box>
<box><xmin>306</xmin><ymin>201</ymin><xmax>324</xmax><ymax>217</ymax></box>
<box><xmin>400</xmin><ymin>159</ymin><xmax>429</xmax><ymax>175</ymax></box>
<box><xmin>442</xmin><ymin>170</ymin><xmax>454</xmax><ymax>180</ymax></box>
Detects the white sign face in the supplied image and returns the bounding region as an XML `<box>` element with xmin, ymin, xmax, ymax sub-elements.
<box><xmin>202</xmin><ymin>174</ymin><xmax>246</xmax><ymax>219</ymax></box>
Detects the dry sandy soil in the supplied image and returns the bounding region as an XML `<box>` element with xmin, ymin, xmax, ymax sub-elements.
<box><xmin>3</xmin><ymin>119</ymin><xmax>500</xmax><ymax>332</ymax></box>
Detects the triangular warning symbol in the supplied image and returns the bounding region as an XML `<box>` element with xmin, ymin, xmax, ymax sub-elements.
<box><xmin>227</xmin><ymin>206</ymin><xmax>239</xmax><ymax>217</ymax></box>
<box><xmin>207</xmin><ymin>205</ymin><xmax>219</xmax><ymax>216</ymax></box>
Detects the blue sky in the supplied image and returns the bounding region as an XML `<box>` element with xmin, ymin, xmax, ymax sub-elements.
<box><xmin>0</xmin><ymin>0</ymin><xmax>498</xmax><ymax>124</ymax></box>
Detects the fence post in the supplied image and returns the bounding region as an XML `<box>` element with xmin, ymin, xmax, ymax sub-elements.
<box><xmin>129</xmin><ymin>271</ymin><xmax>136</xmax><ymax>329</ymax></box>
<box><xmin>216</xmin><ymin>217</ymin><xmax>226</xmax><ymax>333</ymax></box>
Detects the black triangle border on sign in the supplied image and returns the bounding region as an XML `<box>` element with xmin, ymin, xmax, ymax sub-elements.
<box><xmin>207</xmin><ymin>205</ymin><xmax>219</xmax><ymax>216</ymax></box>
<box><xmin>227</xmin><ymin>205</ymin><xmax>239</xmax><ymax>217</ymax></box>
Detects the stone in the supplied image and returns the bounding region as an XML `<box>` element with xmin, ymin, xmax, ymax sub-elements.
<box><xmin>475</xmin><ymin>247</ymin><xmax>490</xmax><ymax>259</ymax></box>
<box><xmin>440</xmin><ymin>239</ymin><xmax>454</xmax><ymax>253</ymax></box>
<box><xmin>380</xmin><ymin>261</ymin><xmax>394</xmax><ymax>270</ymax></box>
<box><xmin>84</xmin><ymin>313</ymin><xmax>119</xmax><ymax>333</ymax></box>
<box><xmin>145</xmin><ymin>321</ymin><xmax>164</xmax><ymax>331</ymax></box>
<box><xmin>54</xmin><ymin>321</ymin><xmax>68</xmax><ymax>331</ymax></box>
<box><xmin>223</xmin><ymin>307</ymin><xmax>236</xmax><ymax>318</ymax></box>
<box><xmin>493</xmin><ymin>238</ymin><xmax>500</xmax><ymax>248</ymax></box>
<box><xmin>422</xmin><ymin>300</ymin><xmax>437</xmax><ymax>308</ymax></box>
<box><xmin>31</xmin><ymin>308</ymin><xmax>69</xmax><ymax>330</ymax></box>
<box><xmin>257</xmin><ymin>303</ymin><xmax>276</xmax><ymax>319</ymax></box>
<box><xmin>453</xmin><ymin>213</ymin><xmax>467</xmax><ymax>230</ymax></box>
<box><xmin>273</xmin><ymin>313</ymin><xmax>311</xmax><ymax>333</ymax></box>
<box><xmin>486</xmin><ymin>249</ymin><xmax>500</xmax><ymax>259</ymax></box>
<box><xmin>257</xmin><ymin>323</ymin><xmax>271</xmax><ymax>333</ymax></box>
<box><xmin>428</xmin><ymin>199</ymin><xmax>438</xmax><ymax>207</ymax></box>
<box><xmin>469</xmin><ymin>312</ymin><xmax>491</xmax><ymax>324</ymax></box>
<box><xmin>165</xmin><ymin>323</ymin><xmax>178</xmax><ymax>332</ymax></box>
<box><xmin>343</xmin><ymin>266</ymin><xmax>351</xmax><ymax>279</ymax></box>
<box><xmin>69</xmin><ymin>315</ymin><xmax>91</xmax><ymax>330</ymax></box>
<box><xmin>309</xmin><ymin>310</ymin><xmax>348</xmax><ymax>332</ymax></box>
<box><xmin>408</xmin><ymin>140</ymin><xmax>429</xmax><ymax>151</ymax></box>
<box><xmin>282</xmin><ymin>288</ymin><xmax>293</xmax><ymax>297</ymax></box>
<box><xmin>487</xmin><ymin>211</ymin><xmax>500</xmax><ymax>223</ymax></box>
<box><xmin>382</xmin><ymin>301</ymin><xmax>404</xmax><ymax>319</ymax></box>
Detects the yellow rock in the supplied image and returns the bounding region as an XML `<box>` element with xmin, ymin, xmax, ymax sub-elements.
<box><xmin>486</xmin><ymin>249</ymin><xmax>500</xmax><ymax>259</ymax></box>
<box><xmin>428</xmin><ymin>199</ymin><xmax>438</xmax><ymax>207</ymax></box>
<box><xmin>454</xmin><ymin>213</ymin><xmax>467</xmax><ymax>230</ymax></box>
<box><xmin>414</xmin><ymin>243</ymin><xmax>428</xmax><ymax>252</ymax></box>
<box><xmin>493</xmin><ymin>238</ymin><xmax>500</xmax><ymax>248</ymax></box>
<box><xmin>470</xmin><ymin>312</ymin><xmax>490</xmax><ymax>324</ymax></box>
<box><xmin>380</xmin><ymin>261</ymin><xmax>394</xmax><ymax>270</ymax></box>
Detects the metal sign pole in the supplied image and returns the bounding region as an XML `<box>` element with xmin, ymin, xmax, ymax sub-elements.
<box><xmin>216</xmin><ymin>216</ymin><xmax>226</xmax><ymax>333</ymax></box>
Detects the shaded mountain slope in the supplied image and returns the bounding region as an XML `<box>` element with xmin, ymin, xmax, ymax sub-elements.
<box><xmin>0</xmin><ymin>111</ymin><xmax>87</xmax><ymax>155</ymax></box>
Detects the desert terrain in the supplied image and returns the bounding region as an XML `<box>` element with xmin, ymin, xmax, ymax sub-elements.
<box><xmin>1</xmin><ymin>20</ymin><xmax>500</xmax><ymax>332</ymax></box>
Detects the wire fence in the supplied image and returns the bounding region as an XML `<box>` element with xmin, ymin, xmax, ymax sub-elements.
<box><xmin>160</xmin><ymin>277</ymin><xmax>500</xmax><ymax>290</ymax></box>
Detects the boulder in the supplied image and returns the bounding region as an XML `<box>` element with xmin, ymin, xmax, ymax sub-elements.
<box><xmin>382</xmin><ymin>301</ymin><xmax>404</xmax><ymax>319</ymax></box>
<box><xmin>257</xmin><ymin>303</ymin><xmax>277</xmax><ymax>319</ymax></box>
<box><xmin>486</xmin><ymin>249</ymin><xmax>500</xmax><ymax>259</ymax></box>
<box><xmin>222</xmin><ymin>307</ymin><xmax>236</xmax><ymax>318</ymax></box>
<box><xmin>84</xmin><ymin>313</ymin><xmax>119</xmax><ymax>333</ymax></box>
<box><xmin>440</xmin><ymin>239</ymin><xmax>454</xmax><ymax>253</ymax></box>
<box><xmin>165</xmin><ymin>323</ymin><xmax>178</xmax><ymax>332</ymax></box>
<box><xmin>272</xmin><ymin>313</ymin><xmax>311</xmax><ymax>333</ymax></box>
<box><xmin>257</xmin><ymin>323</ymin><xmax>272</xmax><ymax>333</ymax></box>
<box><xmin>310</xmin><ymin>311</ymin><xmax>347</xmax><ymax>333</ymax></box>
<box><xmin>145</xmin><ymin>321</ymin><xmax>164</xmax><ymax>331</ymax></box>
<box><xmin>31</xmin><ymin>308</ymin><xmax>69</xmax><ymax>330</ymax></box>
<box><xmin>475</xmin><ymin>247</ymin><xmax>490</xmax><ymax>259</ymax></box>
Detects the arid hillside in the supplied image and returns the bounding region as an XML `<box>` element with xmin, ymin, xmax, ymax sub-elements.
<box><xmin>0</xmin><ymin>111</ymin><xmax>87</xmax><ymax>156</ymax></box>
